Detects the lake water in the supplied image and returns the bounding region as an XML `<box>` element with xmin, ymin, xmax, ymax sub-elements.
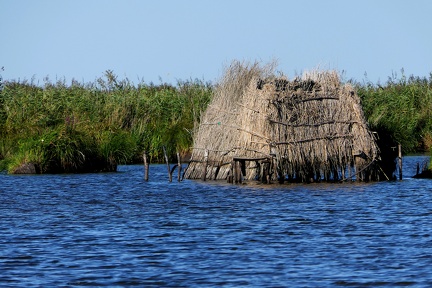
<box><xmin>1</xmin><ymin>156</ymin><xmax>431</xmax><ymax>287</ymax></box>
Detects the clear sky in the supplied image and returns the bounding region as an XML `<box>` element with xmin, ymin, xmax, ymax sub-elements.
<box><xmin>1</xmin><ymin>0</ymin><xmax>431</xmax><ymax>85</ymax></box>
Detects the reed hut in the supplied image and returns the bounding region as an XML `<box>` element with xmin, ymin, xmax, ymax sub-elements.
<box><xmin>184</xmin><ymin>61</ymin><xmax>390</xmax><ymax>183</ymax></box>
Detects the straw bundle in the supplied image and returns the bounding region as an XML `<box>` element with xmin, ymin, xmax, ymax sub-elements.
<box><xmin>184</xmin><ymin>61</ymin><xmax>384</xmax><ymax>182</ymax></box>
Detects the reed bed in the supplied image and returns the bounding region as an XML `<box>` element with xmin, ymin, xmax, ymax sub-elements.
<box><xmin>356</xmin><ymin>70</ymin><xmax>432</xmax><ymax>154</ymax></box>
<box><xmin>0</xmin><ymin>71</ymin><xmax>212</xmax><ymax>173</ymax></box>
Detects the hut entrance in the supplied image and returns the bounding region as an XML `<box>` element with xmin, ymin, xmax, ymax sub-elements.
<box><xmin>228</xmin><ymin>157</ymin><xmax>272</xmax><ymax>184</ymax></box>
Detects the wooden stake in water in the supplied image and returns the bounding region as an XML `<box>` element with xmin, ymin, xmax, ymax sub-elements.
<box><xmin>202</xmin><ymin>149</ymin><xmax>208</xmax><ymax>181</ymax></box>
<box><xmin>236</xmin><ymin>160</ymin><xmax>242</xmax><ymax>184</ymax></box>
<box><xmin>143</xmin><ymin>151</ymin><xmax>149</xmax><ymax>181</ymax></box>
<box><xmin>398</xmin><ymin>144</ymin><xmax>403</xmax><ymax>180</ymax></box>
<box><xmin>163</xmin><ymin>146</ymin><xmax>172</xmax><ymax>182</ymax></box>
<box><xmin>177</xmin><ymin>152</ymin><xmax>182</xmax><ymax>182</ymax></box>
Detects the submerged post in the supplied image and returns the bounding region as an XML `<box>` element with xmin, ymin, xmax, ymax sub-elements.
<box><xmin>202</xmin><ymin>149</ymin><xmax>208</xmax><ymax>181</ymax></box>
<box><xmin>398</xmin><ymin>144</ymin><xmax>403</xmax><ymax>180</ymax></box>
<box><xmin>143</xmin><ymin>151</ymin><xmax>149</xmax><ymax>181</ymax></box>
<box><xmin>227</xmin><ymin>161</ymin><xmax>234</xmax><ymax>183</ymax></box>
<box><xmin>163</xmin><ymin>146</ymin><xmax>172</xmax><ymax>182</ymax></box>
<box><xmin>176</xmin><ymin>152</ymin><xmax>182</xmax><ymax>182</ymax></box>
<box><xmin>234</xmin><ymin>160</ymin><xmax>242</xmax><ymax>184</ymax></box>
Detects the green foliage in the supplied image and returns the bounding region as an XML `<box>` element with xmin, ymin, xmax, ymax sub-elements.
<box><xmin>98</xmin><ymin>129</ymin><xmax>137</xmax><ymax>165</ymax></box>
<box><xmin>5</xmin><ymin>136</ymin><xmax>46</xmax><ymax>173</ymax></box>
<box><xmin>355</xmin><ymin>70</ymin><xmax>432</xmax><ymax>154</ymax></box>
<box><xmin>39</xmin><ymin>127</ymin><xmax>92</xmax><ymax>172</ymax></box>
<box><xmin>6</xmin><ymin>126</ymin><xmax>96</xmax><ymax>173</ymax></box>
<box><xmin>0</xmin><ymin>71</ymin><xmax>212</xmax><ymax>173</ymax></box>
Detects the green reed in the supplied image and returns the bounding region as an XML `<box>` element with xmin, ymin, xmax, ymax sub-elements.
<box><xmin>0</xmin><ymin>71</ymin><xmax>212</xmax><ymax>173</ymax></box>
<box><xmin>355</xmin><ymin>69</ymin><xmax>432</xmax><ymax>154</ymax></box>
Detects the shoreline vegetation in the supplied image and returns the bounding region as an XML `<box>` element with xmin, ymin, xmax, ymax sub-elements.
<box><xmin>0</xmin><ymin>70</ymin><xmax>212</xmax><ymax>173</ymax></box>
<box><xmin>0</xmin><ymin>67</ymin><xmax>431</xmax><ymax>176</ymax></box>
<box><xmin>354</xmin><ymin>70</ymin><xmax>432</xmax><ymax>178</ymax></box>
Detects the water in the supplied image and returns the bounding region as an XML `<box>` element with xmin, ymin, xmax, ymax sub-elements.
<box><xmin>1</xmin><ymin>156</ymin><xmax>431</xmax><ymax>287</ymax></box>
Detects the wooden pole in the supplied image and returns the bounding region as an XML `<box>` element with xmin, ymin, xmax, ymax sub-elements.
<box><xmin>214</xmin><ymin>159</ymin><xmax>223</xmax><ymax>180</ymax></box>
<box><xmin>202</xmin><ymin>149</ymin><xmax>208</xmax><ymax>181</ymax></box>
<box><xmin>163</xmin><ymin>146</ymin><xmax>172</xmax><ymax>182</ymax></box>
<box><xmin>398</xmin><ymin>143</ymin><xmax>403</xmax><ymax>180</ymax></box>
<box><xmin>143</xmin><ymin>151</ymin><xmax>149</xmax><ymax>181</ymax></box>
<box><xmin>235</xmin><ymin>160</ymin><xmax>242</xmax><ymax>184</ymax></box>
<box><xmin>176</xmin><ymin>152</ymin><xmax>182</xmax><ymax>182</ymax></box>
<box><xmin>227</xmin><ymin>161</ymin><xmax>234</xmax><ymax>184</ymax></box>
<box><xmin>230</xmin><ymin>160</ymin><xmax>236</xmax><ymax>184</ymax></box>
<box><xmin>232</xmin><ymin>160</ymin><xmax>237</xmax><ymax>183</ymax></box>
<box><xmin>262</xmin><ymin>161</ymin><xmax>269</xmax><ymax>184</ymax></box>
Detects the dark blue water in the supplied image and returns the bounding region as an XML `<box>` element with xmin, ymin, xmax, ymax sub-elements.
<box><xmin>1</xmin><ymin>156</ymin><xmax>431</xmax><ymax>287</ymax></box>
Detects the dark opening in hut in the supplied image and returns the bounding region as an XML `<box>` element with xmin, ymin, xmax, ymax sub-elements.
<box><xmin>184</xmin><ymin>61</ymin><xmax>395</xmax><ymax>183</ymax></box>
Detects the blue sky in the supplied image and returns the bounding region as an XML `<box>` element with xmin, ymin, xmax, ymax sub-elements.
<box><xmin>1</xmin><ymin>0</ymin><xmax>431</xmax><ymax>85</ymax></box>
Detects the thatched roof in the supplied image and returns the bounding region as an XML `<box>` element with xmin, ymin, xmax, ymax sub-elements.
<box><xmin>184</xmin><ymin>61</ymin><xmax>386</xmax><ymax>183</ymax></box>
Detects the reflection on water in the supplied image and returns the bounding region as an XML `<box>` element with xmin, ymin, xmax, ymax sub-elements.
<box><xmin>0</xmin><ymin>156</ymin><xmax>431</xmax><ymax>287</ymax></box>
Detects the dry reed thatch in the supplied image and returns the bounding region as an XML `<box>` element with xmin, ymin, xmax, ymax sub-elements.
<box><xmin>184</xmin><ymin>61</ymin><xmax>388</xmax><ymax>183</ymax></box>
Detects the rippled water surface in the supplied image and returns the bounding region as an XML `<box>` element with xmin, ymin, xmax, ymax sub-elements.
<box><xmin>1</xmin><ymin>156</ymin><xmax>432</xmax><ymax>287</ymax></box>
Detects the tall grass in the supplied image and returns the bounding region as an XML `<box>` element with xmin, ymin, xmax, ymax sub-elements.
<box><xmin>0</xmin><ymin>71</ymin><xmax>212</xmax><ymax>173</ymax></box>
<box><xmin>355</xmin><ymin>70</ymin><xmax>432</xmax><ymax>154</ymax></box>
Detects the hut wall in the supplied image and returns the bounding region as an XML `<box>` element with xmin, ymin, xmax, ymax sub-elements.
<box><xmin>184</xmin><ymin>63</ymin><xmax>382</xmax><ymax>182</ymax></box>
